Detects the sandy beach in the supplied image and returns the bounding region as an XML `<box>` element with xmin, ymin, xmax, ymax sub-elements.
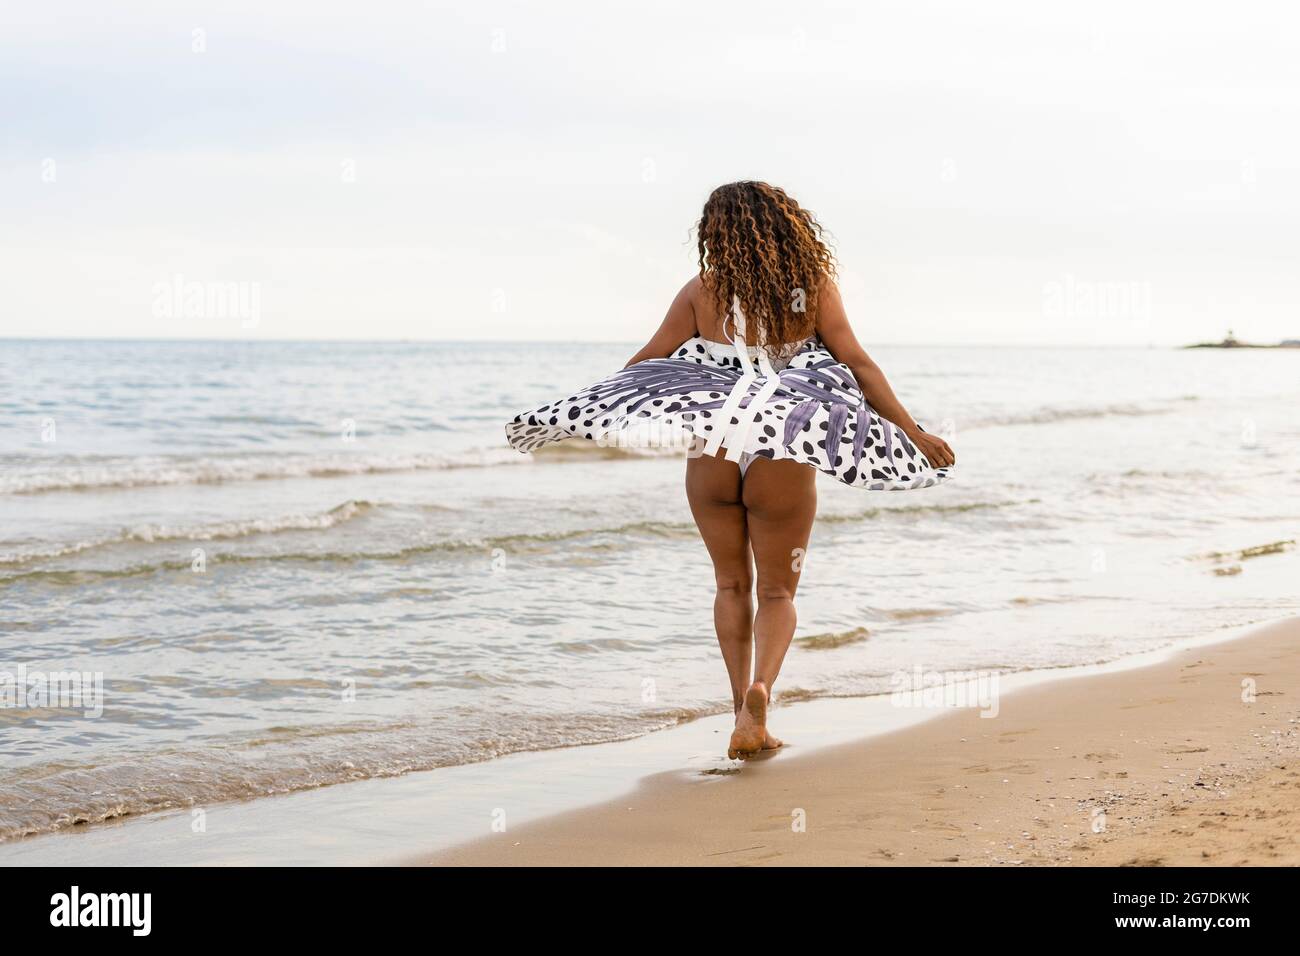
<box><xmin>424</xmin><ymin>617</ymin><xmax>1300</xmax><ymax>866</ymax></box>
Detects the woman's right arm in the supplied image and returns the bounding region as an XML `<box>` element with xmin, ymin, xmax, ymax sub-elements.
<box><xmin>814</xmin><ymin>280</ymin><xmax>955</xmax><ymax>468</ymax></box>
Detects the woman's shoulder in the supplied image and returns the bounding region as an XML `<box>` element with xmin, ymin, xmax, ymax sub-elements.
<box><xmin>680</xmin><ymin>274</ymin><xmax>705</xmax><ymax>302</ymax></box>
<box><xmin>682</xmin><ymin>275</ymin><xmax>726</xmax><ymax>336</ymax></box>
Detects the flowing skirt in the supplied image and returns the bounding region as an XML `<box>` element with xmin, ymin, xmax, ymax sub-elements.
<box><xmin>505</xmin><ymin>336</ymin><xmax>953</xmax><ymax>491</ymax></box>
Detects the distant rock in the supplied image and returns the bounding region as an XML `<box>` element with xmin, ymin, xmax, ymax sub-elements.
<box><xmin>1185</xmin><ymin>330</ymin><xmax>1300</xmax><ymax>349</ymax></box>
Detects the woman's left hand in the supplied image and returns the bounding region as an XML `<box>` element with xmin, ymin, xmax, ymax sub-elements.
<box><xmin>910</xmin><ymin>431</ymin><xmax>956</xmax><ymax>468</ymax></box>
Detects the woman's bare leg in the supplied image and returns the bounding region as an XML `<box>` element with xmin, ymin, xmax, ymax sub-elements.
<box><xmin>729</xmin><ymin>457</ymin><xmax>817</xmax><ymax>757</ymax></box>
<box><xmin>684</xmin><ymin>453</ymin><xmax>753</xmax><ymax>715</ymax></box>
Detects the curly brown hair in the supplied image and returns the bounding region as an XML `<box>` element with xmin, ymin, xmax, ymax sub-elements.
<box><xmin>695</xmin><ymin>181</ymin><xmax>837</xmax><ymax>354</ymax></box>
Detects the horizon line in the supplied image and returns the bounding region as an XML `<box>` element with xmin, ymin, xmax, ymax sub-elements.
<box><xmin>0</xmin><ymin>336</ymin><xmax>1217</xmax><ymax>350</ymax></box>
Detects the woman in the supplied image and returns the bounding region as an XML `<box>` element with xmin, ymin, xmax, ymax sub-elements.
<box><xmin>507</xmin><ymin>181</ymin><xmax>955</xmax><ymax>759</ymax></box>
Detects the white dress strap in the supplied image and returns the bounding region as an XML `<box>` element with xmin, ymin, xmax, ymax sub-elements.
<box><xmin>704</xmin><ymin>297</ymin><xmax>782</xmax><ymax>463</ymax></box>
<box><xmin>725</xmin><ymin>298</ymin><xmax>779</xmax><ymax>377</ymax></box>
<box><xmin>722</xmin><ymin>297</ymin><xmax>756</xmax><ymax>376</ymax></box>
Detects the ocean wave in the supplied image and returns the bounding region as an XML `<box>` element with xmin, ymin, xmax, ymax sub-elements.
<box><xmin>1192</xmin><ymin>539</ymin><xmax>1295</xmax><ymax>564</ymax></box>
<box><xmin>0</xmin><ymin>518</ymin><xmax>703</xmax><ymax>587</ymax></box>
<box><xmin>793</xmin><ymin>610</ymin><xmax>955</xmax><ymax>650</ymax></box>
<box><xmin>0</xmin><ymin>501</ymin><xmax>1028</xmax><ymax>586</ymax></box>
<box><xmin>965</xmin><ymin>402</ymin><xmax>1174</xmax><ymax>428</ymax></box>
<box><xmin>817</xmin><ymin>499</ymin><xmax>1028</xmax><ymax>524</ymax></box>
<box><xmin>887</xmin><ymin>607</ymin><xmax>955</xmax><ymax>621</ymax></box>
<box><xmin>0</xmin><ymin>451</ymin><xmax>522</xmax><ymax>495</ymax></box>
<box><xmin>0</xmin><ymin>500</ymin><xmax>375</xmax><ymax>566</ymax></box>
<box><xmin>0</xmin><ymin>496</ymin><xmax>1030</xmax><ymax>586</ymax></box>
<box><xmin>531</xmin><ymin>441</ymin><xmax>686</xmax><ymax>462</ymax></box>
<box><xmin>1</xmin><ymin>441</ymin><xmax>679</xmax><ymax>496</ymax></box>
<box><xmin>795</xmin><ymin>626</ymin><xmax>871</xmax><ymax>650</ymax></box>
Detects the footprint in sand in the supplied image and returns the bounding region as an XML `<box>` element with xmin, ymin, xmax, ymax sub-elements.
<box><xmin>916</xmin><ymin>821</ymin><xmax>963</xmax><ymax>834</ymax></box>
<box><xmin>962</xmin><ymin>762</ymin><xmax>1035</xmax><ymax>775</ymax></box>
<box><xmin>998</xmin><ymin>729</ymin><xmax>1037</xmax><ymax>741</ymax></box>
<box><xmin>1084</xmin><ymin>750</ymin><xmax>1122</xmax><ymax>762</ymax></box>
<box><xmin>1120</xmin><ymin>697</ymin><xmax>1177</xmax><ymax>709</ymax></box>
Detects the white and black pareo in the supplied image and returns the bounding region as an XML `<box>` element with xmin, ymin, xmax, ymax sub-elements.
<box><xmin>505</xmin><ymin>304</ymin><xmax>953</xmax><ymax>492</ymax></box>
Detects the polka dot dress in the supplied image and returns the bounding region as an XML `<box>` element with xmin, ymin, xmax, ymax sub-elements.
<box><xmin>505</xmin><ymin>334</ymin><xmax>953</xmax><ymax>491</ymax></box>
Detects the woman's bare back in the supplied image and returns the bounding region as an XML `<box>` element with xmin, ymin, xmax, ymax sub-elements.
<box><xmin>685</xmin><ymin>277</ymin><xmax>815</xmax><ymax>347</ymax></box>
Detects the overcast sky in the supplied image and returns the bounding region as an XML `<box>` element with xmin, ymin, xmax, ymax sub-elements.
<box><xmin>2</xmin><ymin>0</ymin><xmax>1298</xmax><ymax>345</ymax></box>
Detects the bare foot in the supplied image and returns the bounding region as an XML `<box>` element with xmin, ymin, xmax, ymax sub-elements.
<box><xmin>728</xmin><ymin>682</ymin><xmax>769</xmax><ymax>759</ymax></box>
<box><xmin>762</xmin><ymin>730</ymin><xmax>783</xmax><ymax>751</ymax></box>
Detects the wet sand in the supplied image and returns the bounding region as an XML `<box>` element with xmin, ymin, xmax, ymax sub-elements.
<box><xmin>422</xmin><ymin>618</ymin><xmax>1300</xmax><ymax>866</ymax></box>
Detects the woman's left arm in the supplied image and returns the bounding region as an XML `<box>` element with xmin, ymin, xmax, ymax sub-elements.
<box><xmin>816</xmin><ymin>280</ymin><xmax>955</xmax><ymax>468</ymax></box>
<box><xmin>623</xmin><ymin>278</ymin><xmax>698</xmax><ymax>367</ymax></box>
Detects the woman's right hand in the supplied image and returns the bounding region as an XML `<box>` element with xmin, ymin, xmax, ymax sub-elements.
<box><xmin>911</xmin><ymin>430</ymin><xmax>955</xmax><ymax>468</ymax></box>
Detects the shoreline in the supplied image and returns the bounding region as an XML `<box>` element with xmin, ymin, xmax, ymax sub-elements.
<box><xmin>421</xmin><ymin>616</ymin><xmax>1300</xmax><ymax>866</ymax></box>
<box><xmin>1</xmin><ymin>616</ymin><xmax>1294</xmax><ymax>866</ymax></box>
